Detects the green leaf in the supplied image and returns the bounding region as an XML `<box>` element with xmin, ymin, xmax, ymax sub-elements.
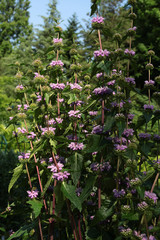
<box><xmin>82</xmin><ymin>100</ymin><xmax>97</xmax><ymax>113</ymax></box>
<box><xmin>8</xmin><ymin>164</ymin><xmax>23</xmax><ymax>193</ymax></box>
<box><xmin>7</xmin><ymin>222</ymin><xmax>36</xmax><ymax>240</ymax></box>
<box><xmin>79</xmin><ymin>175</ymin><xmax>96</xmax><ymax>203</ymax></box>
<box><xmin>90</xmin><ymin>3</ymin><xmax>98</xmax><ymax>16</ymax></box>
<box><xmin>0</xmin><ymin>227</ymin><xmax>5</xmax><ymax>232</ymax></box>
<box><xmin>140</xmin><ymin>141</ymin><xmax>153</xmax><ymax>156</ymax></box>
<box><xmin>67</xmin><ymin>94</ymin><xmax>77</xmax><ymax>104</ymax></box>
<box><xmin>45</xmin><ymin>93</ymin><xmax>49</xmax><ymax>105</ymax></box>
<box><xmin>27</xmin><ymin>199</ymin><xmax>43</xmax><ymax>218</ymax></box>
<box><xmin>141</xmin><ymin>169</ymin><xmax>155</xmax><ymax>182</ymax></box>
<box><xmin>104</xmin><ymin>114</ymin><xmax>115</xmax><ymax>131</ymax></box>
<box><xmin>121</xmin><ymin>212</ymin><xmax>139</xmax><ymax>221</ymax></box>
<box><xmin>116</xmin><ymin>120</ymin><xmax>125</xmax><ymax>137</ymax></box>
<box><xmin>92</xmin><ymin>204</ymin><xmax>115</xmax><ymax>225</ymax></box>
<box><xmin>49</xmin><ymin>139</ymin><xmax>57</xmax><ymax>153</ymax></box>
<box><xmin>54</xmin><ymin>183</ymin><xmax>65</xmax><ymax>214</ymax></box>
<box><xmin>144</xmin><ymin>111</ymin><xmax>153</xmax><ymax>123</ymax></box>
<box><xmin>61</xmin><ymin>182</ymin><xmax>82</xmax><ymax>211</ymax></box>
<box><xmin>64</xmin><ymin>122</ymin><xmax>73</xmax><ymax>135</ymax></box>
<box><xmin>70</xmin><ymin>152</ymin><xmax>83</xmax><ymax>185</ymax></box>
<box><xmin>41</xmin><ymin>173</ymin><xmax>53</xmax><ymax>197</ymax></box>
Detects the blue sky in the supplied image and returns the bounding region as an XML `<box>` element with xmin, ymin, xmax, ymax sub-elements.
<box><xmin>29</xmin><ymin>0</ymin><xmax>91</xmax><ymax>29</ymax></box>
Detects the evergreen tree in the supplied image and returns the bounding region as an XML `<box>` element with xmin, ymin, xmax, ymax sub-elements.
<box><xmin>0</xmin><ymin>0</ymin><xmax>32</xmax><ymax>57</ymax></box>
<box><xmin>133</xmin><ymin>0</ymin><xmax>160</xmax><ymax>87</ymax></box>
<box><xmin>34</xmin><ymin>0</ymin><xmax>61</xmax><ymax>59</ymax></box>
<box><xmin>63</xmin><ymin>13</ymin><xmax>81</xmax><ymax>61</ymax></box>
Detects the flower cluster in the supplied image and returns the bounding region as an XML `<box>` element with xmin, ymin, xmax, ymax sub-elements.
<box><xmin>122</xmin><ymin>128</ymin><xmax>134</xmax><ymax>138</ymax></box>
<box><xmin>68</xmin><ymin>142</ymin><xmax>84</xmax><ymax>151</ymax></box>
<box><xmin>88</xmin><ymin>111</ymin><xmax>98</xmax><ymax>116</ymax></box>
<box><xmin>125</xmin><ymin>77</ymin><xmax>135</xmax><ymax>85</ymax></box>
<box><xmin>91</xmin><ymin>16</ymin><xmax>104</xmax><ymax>24</ymax></box>
<box><xmin>41</xmin><ymin>127</ymin><xmax>56</xmax><ymax>136</ymax></box>
<box><xmin>90</xmin><ymin>162</ymin><xmax>111</xmax><ymax>172</ymax></box>
<box><xmin>68</xmin><ymin>110</ymin><xmax>81</xmax><ymax>118</ymax></box>
<box><xmin>27</xmin><ymin>190</ymin><xmax>39</xmax><ymax>199</ymax></box>
<box><xmin>144</xmin><ymin>191</ymin><xmax>158</xmax><ymax>204</ymax></box>
<box><xmin>94</xmin><ymin>49</ymin><xmax>110</xmax><ymax>58</ymax></box>
<box><xmin>50</xmin><ymin>60</ymin><xmax>64</xmax><ymax>67</ymax></box>
<box><xmin>144</xmin><ymin>104</ymin><xmax>154</xmax><ymax>111</ymax></box>
<box><xmin>18</xmin><ymin>152</ymin><xmax>30</xmax><ymax>160</ymax></box>
<box><xmin>70</xmin><ymin>83</ymin><xmax>82</xmax><ymax>90</ymax></box>
<box><xmin>113</xmin><ymin>189</ymin><xmax>126</xmax><ymax>198</ymax></box>
<box><xmin>139</xmin><ymin>133</ymin><xmax>151</xmax><ymax>140</ymax></box>
<box><xmin>50</xmin><ymin>83</ymin><xmax>65</xmax><ymax>90</ymax></box>
<box><xmin>93</xmin><ymin>86</ymin><xmax>112</xmax><ymax>95</ymax></box>
<box><xmin>53</xmin><ymin>38</ymin><xmax>62</xmax><ymax>44</ymax></box>
<box><xmin>124</xmin><ymin>49</ymin><xmax>135</xmax><ymax>56</ymax></box>
<box><xmin>15</xmin><ymin>84</ymin><xmax>24</xmax><ymax>90</ymax></box>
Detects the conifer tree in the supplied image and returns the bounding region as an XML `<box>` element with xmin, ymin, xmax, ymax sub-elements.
<box><xmin>0</xmin><ymin>0</ymin><xmax>32</xmax><ymax>57</ymax></box>
<box><xmin>34</xmin><ymin>0</ymin><xmax>61</xmax><ymax>59</ymax></box>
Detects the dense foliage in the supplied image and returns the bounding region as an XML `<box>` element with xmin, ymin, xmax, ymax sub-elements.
<box><xmin>1</xmin><ymin>0</ymin><xmax>160</xmax><ymax>240</ymax></box>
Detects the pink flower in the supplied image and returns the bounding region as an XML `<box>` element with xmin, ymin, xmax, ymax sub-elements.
<box><xmin>27</xmin><ymin>190</ymin><xmax>39</xmax><ymax>199</ymax></box>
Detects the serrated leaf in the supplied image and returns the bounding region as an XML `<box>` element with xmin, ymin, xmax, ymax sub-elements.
<box><xmin>104</xmin><ymin>114</ymin><xmax>115</xmax><ymax>131</ymax></box>
<box><xmin>79</xmin><ymin>175</ymin><xmax>96</xmax><ymax>203</ymax></box>
<box><xmin>41</xmin><ymin>173</ymin><xmax>53</xmax><ymax>197</ymax></box>
<box><xmin>70</xmin><ymin>152</ymin><xmax>83</xmax><ymax>185</ymax></box>
<box><xmin>121</xmin><ymin>212</ymin><xmax>139</xmax><ymax>221</ymax></box>
<box><xmin>61</xmin><ymin>182</ymin><xmax>82</xmax><ymax>211</ymax></box>
<box><xmin>92</xmin><ymin>204</ymin><xmax>115</xmax><ymax>225</ymax></box>
<box><xmin>8</xmin><ymin>164</ymin><xmax>23</xmax><ymax>193</ymax></box>
<box><xmin>7</xmin><ymin>222</ymin><xmax>36</xmax><ymax>240</ymax></box>
<box><xmin>27</xmin><ymin>199</ymin><xmax>43</xmax><ymax>218</ymax></box>
<box><xmin>82</xmin><ymin>100</ymin><xmax>97</xmax><ymax>113</ymax></box>
<box><xmin>116</xmin><ymin>120</ymin><xmax>126</xmax><ymax>137</ymax></box>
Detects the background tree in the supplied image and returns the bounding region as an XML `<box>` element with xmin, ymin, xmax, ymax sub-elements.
<box><xmin>133</xmin><ymin>0</ymin><xmax>160</xmax><ymax>87</ymax></box>
<box><xmin>33</xmin><ymin>0</ymin><xmax>61</xmax><ymax>59</ymax></box>
<box><xmin>0</xmin><ymin>0</ymin><xmax>32</xmax><ymax>57</ymax></box>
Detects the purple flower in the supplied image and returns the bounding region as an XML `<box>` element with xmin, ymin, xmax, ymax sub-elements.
<box><xmin>59</xmin><ymin>98</ymin><xmax>64</xmax><ymax>102</ymax></box>
<box><xmin>113</xmin><ymin>189</ymin><xmax>126</xmax><ymax>198</ymax></box>
<box><xmin>48</xmin><ymin>118</ymin><xmax>56</xmax><ymax>125</ymax></box>
<box><xmin>70</xmin><ymin>83</ymin><xmax>82</xmax><ymax>91</ymax></box>
<box><xmin>89</xmin><ymin>111</ymin><xmax>98</xmax><ymax>116</ymax></box>
<box><xmin>27</xmin><ymin>132</ymin><xmax>36</xmax><ymax>139</ymax></box>
<box><xmin>128</xmin><ymin>113</ymin><xmax>135</xmax><ymax>120</ymax></box>
<box><xmin>93</xmin><ymin>86</ymin><xmax>112</xmax><ymax>95</ymax></box>
<box><xmin>56</xmin><ymin>117</ymin><xmax>63</xmax><ymax>123</ymax></box>
<box><xmin>9</xmin><ymin>117</ymin><xmax>13</xmax><ymax>121</ymax></box>
<box><xmin>144</xmin><ymin>104</ymin><xmax>154</xmax><ymax>111</ymax></box>
<box><xmin>122</xmin><ymin>128</ymin><xmax>134</xmax><ymax>138</ymax></box>
<box><xmin>34</xmin><ymin>72</ymin><xmax>45</xmax><ymax>79</ymax></box>
<box><xmin>90</xmin><ymin>162</ymin><xmax>99</xmax><ymax>171</ymax></box>
<box><xmin>144</xmin><ymin>191</ymin><xmax>158</xmax><ymax>204</ymax></box>
<box><xmin>94</xmin><ymin>49</ymin><xmax>110</xmax><ymax>58</ymax></box>
<box><xmin>16</xmin><ymin>84</ymin><xmax>24</xmax><ymax>90</ymax></box>
<box><xmin>153</xmin><ymin>134</ymin><xmax>160</xmax><ymax>142</ymax></box>
<box><xmin>125</xmin><ymin>77</ymin><xmax>135</xmax><ymax>84</ymax></box>
<box><xmin>114</xmin><ymin>144</ymin><xmax>127</xmax><ymax>151</ymax></box>
<box><xmin>124</xmin><ymin>49</ymin><xmax>135</xmax><ymax>56</ymax></box>
<box><xmin>24</xmin><ymin>104</ymin><xmax>29</xmax><ymax>110</ymax></box>
<box><xmin>91</xmin><ymin>125</ymin><xmax>103</xmax><ymax>134</ymax></box>
<box><xmin>53</xmin><ymin>38</ymin><xmax>62</xmax><ymax>43</ymax></box>
<box><xmin>107</xmin><ymin>80</ymin><xmax>115</xmax><ymax>86</ymax></box>
<box><xmin>68</xmin><ymin>110</ymin><xmax>81</xmax><ymax>118</ymax></box>
<box><xmin>144</xmin><ymin>80</ymin><xmax>155</xmax><ymax>85</ymax></box>
<box><xmin>91</xmin><ymin>16</ymin><xmax>104</xmax><ymax>24</ymax></box>
<box><xmin>96</xmin><ymin>72</ymin><xmax>103</xmax><ymax>78</ymax></box>
<box><xmin>41</xmin><ymin>127</ymin><xmax>56</xmax><ymax>136</ymax></box>
<box><xmin>68</xmin><ymin>142</ymin><xmax>84</xmax><ymax>151</ymax></box>
<box><xmin>18</xmin><ymin>152</ymin><xmax>30</xmax><ymax>160</ymax></box>
<box><xmin>48</xmin><ymin>162</ymin><xmax>64</xmax><ymax>173</ymax></box>
<box><xmin>27</xmin><ymin>190</ymin><xmax>39</xmax><ymax>199</ymax></box>
<box><xmin>50</xmin><ymin>83</ymin><xmax>65</xmax><ymax>90</ymax></box>
<box><xmin>139</xmin><ymin>133</ymin><xmax>151</xmax><ymax>140</ymax></box>
<box><xmin>17</xmin><ymin>127</ymin><xmax>27</xmax><ymax>134</ymax></box>
<box><xmin>53</xmin><ymin>171</ymin><xmax>70</xmax><ymax>181</ymax></box>
<box><xmin>50</xmin><ymin>60</ymin><xmax>64</xmax><ymax>67</ymax></box>
<box><xmin>76</xmin><ymin>187</ymin><xmax>82</xmax><ymax>196</ymax></box>
<box><xmin>17</xmin><ymin>104</ymin><xmax>22</xmax><ymax>110</ymax></box>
